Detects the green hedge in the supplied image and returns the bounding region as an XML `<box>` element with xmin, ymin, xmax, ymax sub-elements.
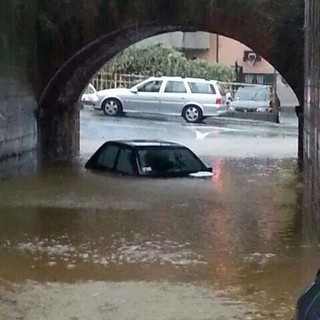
<box><xmin>103</xmin><ymin>43</ymin><xmax>235</xmax><ymax>82</ymax></box>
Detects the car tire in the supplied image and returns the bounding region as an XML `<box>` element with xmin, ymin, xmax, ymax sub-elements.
<box><xmin>102</xmin><ymin>98</ymin><xmax>123</xmax><ymax>117</ymax></box>
<box><xmin>182</xmin><ymin>105</ymin><xmax>203</xmax><ymax>123</ymax></box>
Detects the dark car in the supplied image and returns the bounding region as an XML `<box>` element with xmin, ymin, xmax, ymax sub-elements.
<box><xmin>85</xmin><ymin>140</ymin><xmax>212</xmax><ymax>178</ymax></box>
<box><xmin>293</xmin><ymin>270</ymin><xmax>320</xmax><ymax>320</ymax></box>
<box><xmin>229</xmin><ymin>85</ymin><xmax>281</xmax><ymax>113</ymax></box>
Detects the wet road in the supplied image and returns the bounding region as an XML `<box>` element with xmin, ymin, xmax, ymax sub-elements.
<box><xmin>0</xmin><ymin>109</ymin><xmax>317</xmax><ymax>320</ymax></box>
<box><xmin>80</xmin><ymin>109</ymin><xmax>298</xmax><ymax>159</ymax></box>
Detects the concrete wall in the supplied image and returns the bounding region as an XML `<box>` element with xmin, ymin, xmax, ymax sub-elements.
<box><xmin>0</xmin><ymin>79</ymin><xmax>37</xmax><ymax>178</ymax></box>
<box><xmin>0</xmin><ymin>0</ymin><xmax>38</xmax><ymax>178</ymax></box>
<box><xmin>304</xmin><ymin>0</ymin><xmax>320</xmax><ymax>219</ymax></box>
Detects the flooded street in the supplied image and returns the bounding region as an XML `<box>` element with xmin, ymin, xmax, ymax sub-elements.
<box><xmin>0</xmin><ymin>110</ymin><xmax>317</xmax><ymax>319</ymax></box>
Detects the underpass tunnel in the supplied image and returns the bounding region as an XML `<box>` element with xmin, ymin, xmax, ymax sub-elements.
<box><xmin>79</xmin><ymin>30</ymin><xmax>300</xmax><ymax>160</ymax></box>
<box><xmin>0</xmin><ymin>3</ymin><xmax>314</xmax><ymax>318</ymax></box>
<box><xmin>37</xmin><ymin>24</ymin><xmax>302</xmax><ymax>165</ymax></box>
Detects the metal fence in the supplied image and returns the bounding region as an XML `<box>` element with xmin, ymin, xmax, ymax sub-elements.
<box><xmin>90</xmin><ymin>72</ymin><xmax>278</xmax><ymax>116</ymax></box>
<box><xmin>219</xmin><ymin>81</ymin><xmax>274</xmax><ymax>98</ymax></box>
<box><xmin>91</xmin><ymin>73</ymin><xmax>146</xmax><ymax>91</ymax></box>
<box><xmin>91</xmin><ymin>72</ymin><xmax>274</xmax><ymax>96</ymax></box>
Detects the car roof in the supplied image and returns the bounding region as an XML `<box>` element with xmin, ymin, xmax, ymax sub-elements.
<box><xmin>237</xmin><ymin>85</ymin><xmax>269</xmax><ymax>91</ymax></box>
<box><xmin>110</xmin><ymin>140</ymin><xmax>183</xmax><ymax>147</ymax></box>
<box><xmin>146</xmin><ymin>76</ymin><xmax>211</xmax><ymax>82</ymax></box>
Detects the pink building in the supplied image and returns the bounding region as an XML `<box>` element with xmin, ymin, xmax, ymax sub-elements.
<box><xmin>140</xmin><ymin>32</ymin><xmax>275</xmax><ymax>84</ymax></box>
<box><xmin>138</xmin><ymin>32</ymin><xmax>298</xmax><ymax>106</ymax></box>
<box><xmin>196</xmin><ymin>34</ymin><xmax>275</xmax><ymax>85</ymax></box>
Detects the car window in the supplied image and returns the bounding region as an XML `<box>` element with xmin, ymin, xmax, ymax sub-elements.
<box><xmin>84</xmin><ymin>85</ymin><xmax>95</xmax><ymax>94</ymax></box>
<box><xmin>116</xmin><ymin>148</ymin><xmax>135</xmax><ymax>174</ymax></box>
<box><xmin>216</xmin><ymin>82</ymin><xmax>226</xmax><ymax>95</ymax></box>
<box><xmin>138</xmin><ymin>80</ymin><xmax>163</xmax><ymax>92</ymax></box>
<box><xmin>164</xmin><ymin>81</ymin><xmax>187</xmax><ymax>93</ymax></box>
<box><xmin>188</xmin><ymin>82</ymin><xmax>216</xmax><ymax>94</ymax></box>
<box><xmin>137</xmin><ymin>147</ymin><xmax>203</xmax><ymax>175</ymax></box>
<box><xmin>97</xmin><ymin>144</ymin><xmax>120</xmax><ymax>169</ymax></box>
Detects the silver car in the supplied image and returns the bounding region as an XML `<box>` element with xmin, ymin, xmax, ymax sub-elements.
<box><xmin>89</xmin><ymin>76</ymin><xmax>228</xmax><ymax>123</ymax></box>
<box><xmin>81</xmin><ymin>84</ymin><xmax>98</xmax><ymax>106</ymax></box>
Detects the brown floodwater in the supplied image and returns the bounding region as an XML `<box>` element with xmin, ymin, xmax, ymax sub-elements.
<box><xmin>0</xmin><ymin>156</ymin><xmax>318</xmax><ymax>319</ymax></box>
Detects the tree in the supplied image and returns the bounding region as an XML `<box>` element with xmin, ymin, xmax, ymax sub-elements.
<box><xmin>102</xmin><ymin>43</ymin><xmax>235</xmax><ymax>82</ymax></box>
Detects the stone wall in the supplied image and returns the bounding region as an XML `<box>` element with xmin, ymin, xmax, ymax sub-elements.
<box><xmin>0</xmin><ymin>79</ymin><xmax>37</xmax><ymax>178</ymax></box>
<box><xmin>304</xmin><ymin>0</ymin><xmax>320</xmax><ymax>217</ymax></box>
<box><xmin>0</xmin><ymin>0</ymin><xmax>38</xmax><ymax>178</ymax></box>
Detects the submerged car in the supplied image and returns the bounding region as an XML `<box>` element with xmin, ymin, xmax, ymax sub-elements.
<box><xmin>90</xmin><ymin>76</ymin><xmax>228</xmax><ymax>123</ymax></box>
<box><xmin>229</xmin><ymin>85</ymin><xmax>280</xmax><ymax>113</ymax></box>
<box><xmin>85</xmin><ymin>140</ymin><xmax>213</xmax><ymax>178</ymax></box>
<box><xmin>293</xmin><ymin>270</ymin><xmax>320</xmax><ymax>319</ymax></box>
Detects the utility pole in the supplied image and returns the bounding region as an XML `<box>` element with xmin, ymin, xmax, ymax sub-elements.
<box><xmin>273</xmin><ymin>68</ymin><xmax>280</xmax><ymax>123</ymax></box>
<box><xmin>216</xmin><ymin>34</ymin><xmax>219</xmax><ymax>63</ymax></box>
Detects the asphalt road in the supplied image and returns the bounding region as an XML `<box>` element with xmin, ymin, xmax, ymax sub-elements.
<box><xmin>80</xmin><ymin>108</ymin><xmax>298</xmax><ymax>160</ymax></box>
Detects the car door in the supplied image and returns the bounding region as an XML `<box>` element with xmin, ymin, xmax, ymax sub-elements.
<box><xmin>127</xmin><ymin>79</ymin><xmax>163</xmax><ymax>114</ymax></box>
<box><xmin>159</xmin><ymin>80</ymin><xmax>188</xmax><ymax>115</ymax></box>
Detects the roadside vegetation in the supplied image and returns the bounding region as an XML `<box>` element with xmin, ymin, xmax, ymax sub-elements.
<box><xmin>102</xmin><ymin>43</ymin><xmax>235</xmax><ymax>82</ymax></box>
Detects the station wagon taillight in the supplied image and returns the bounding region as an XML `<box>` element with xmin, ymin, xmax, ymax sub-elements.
<box><xmin>216</xmin><ymin>98</ymin><xmax>222</xmax><ymax>104</ymax></box>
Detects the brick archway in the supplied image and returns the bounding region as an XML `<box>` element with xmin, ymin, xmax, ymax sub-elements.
<box><xmin>36</xmin><ymin>0</ymin><xmax>304</xmax><ymax>162</ymax></box>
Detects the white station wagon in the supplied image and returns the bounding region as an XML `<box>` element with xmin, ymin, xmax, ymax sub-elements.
<box><xmin>85</xmin><ymin>76</ymin><xmax>228</xmax><ymax>123</ymax></box>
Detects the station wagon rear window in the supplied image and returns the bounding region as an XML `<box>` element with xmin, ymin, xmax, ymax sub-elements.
<box><xmin>216</xmin><ymin>82</ymin><xmax>226</xmax><ymax>95</ymax></box>
<box><xmin>188</xmin><ymin>82</ymin><xmax>216</xmax><ymax>94</ymax></box>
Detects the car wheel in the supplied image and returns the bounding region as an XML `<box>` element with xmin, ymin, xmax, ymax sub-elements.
<box><xmin>102</xmin><ymin>98</ymin><xmax>122</xmax><ymax>116</ymax></box>
<box><xmin>182</xmin><ymin>105</ymin><xmax>203</xmax><ymax>123</ymax></box>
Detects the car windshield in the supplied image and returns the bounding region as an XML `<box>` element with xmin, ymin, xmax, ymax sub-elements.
<box><xmin>137</xmin><ymin>147</ymin><xmax>204</xmax><ymax>176</ymax></box>
<box><xmin>130</xmin><ymin>78</ymin><xmax>149</xmax><ymax>89</ymax></box>
<box><xmin>235</xmin><ymin>88</ymin><xmax>268</xmax><ymax>101</ymax></box>
<box><xmin>84</xmin><ymin>84</ymin><xmax>96</xmax><ymax>94</ymax></box>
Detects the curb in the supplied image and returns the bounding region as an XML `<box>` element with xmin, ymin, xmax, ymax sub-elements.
<box><xmin>81</xmin><ymin>107</ymin><xmax>298</xmax><ymax>130</ymax></box>
<box><xmin>208</xmin><ymin>116</ymin><xmax>298</xmax><ymax>130</ymax></box>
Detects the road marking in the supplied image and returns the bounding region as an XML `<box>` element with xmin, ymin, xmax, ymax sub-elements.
<box><xmin>195</xmin><ymin>131</ymin><xmax>211</xmax><ymax>139</ymax></box>
<box><xmin>190</xmin><ymin>125</ymin><xmax>246</xmax><ymax>132</ymax></box>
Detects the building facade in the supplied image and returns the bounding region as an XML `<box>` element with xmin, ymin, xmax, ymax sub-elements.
<box><xmin>304</xmin><ymin>0</ymin><xmax>320</xmax><ymax>217</ymax></box>
<box><xmin>139</xmin><ymin>32</ymin><xmax>275</xmax><ymax>81</ymax></box>
<box><xmin>138</xmin><ymin>32</ymin><xmax>299</xmax><ymax>107</ymax></box>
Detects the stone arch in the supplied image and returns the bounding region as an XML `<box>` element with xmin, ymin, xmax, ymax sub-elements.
<box><xmin>36</xmin><ymin>0</ymin><xmax>304</xmax><ymax>162</ymax></box>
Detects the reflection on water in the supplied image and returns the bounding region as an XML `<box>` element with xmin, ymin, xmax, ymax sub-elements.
<box><xmin>0</xmin><ymin>157</ymin><xmax>318</xmax><ymax>319</ymax></box>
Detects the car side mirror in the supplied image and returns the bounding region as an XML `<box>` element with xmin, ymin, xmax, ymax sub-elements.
<box><xmin>131</xmin><ymin>87</ymin><xmax>138</xmax><ymax>93</ymax></box>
